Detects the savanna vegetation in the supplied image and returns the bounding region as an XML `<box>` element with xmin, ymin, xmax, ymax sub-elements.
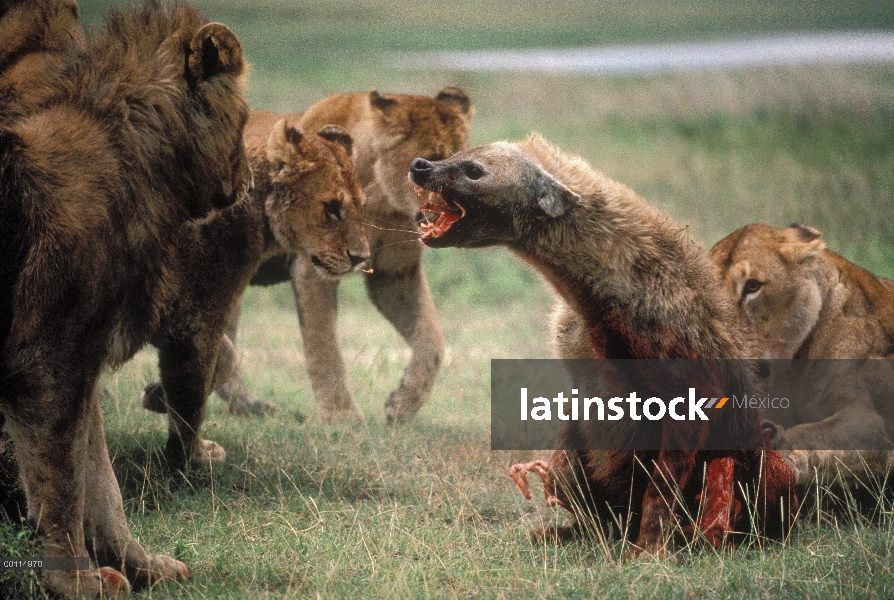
<box><xmin>3</xmin><ymin>0</ymin><xmax>894</xmax><ymax>597</ymax></box>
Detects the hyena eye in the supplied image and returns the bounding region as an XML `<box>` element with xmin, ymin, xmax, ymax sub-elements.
<box><xmin>463</xmin><ymin>163</ymin><xmax>485</xmax><ymax>180</ymax></box>
<box><xmin>324</xmin><ymin>200</ymin><xmax>342</xmax><ymax>223</ymax></box>
<box><xmin>742</xmin><ymin>279</ymin><xmax>763</xmax><ymax>296</ymax></box>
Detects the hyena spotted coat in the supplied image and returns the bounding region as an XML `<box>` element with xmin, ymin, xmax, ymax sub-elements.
<box><xmin>409</xmin><ymin>134</ymin><xmax>796</xmax><ymax>555</ymax></box>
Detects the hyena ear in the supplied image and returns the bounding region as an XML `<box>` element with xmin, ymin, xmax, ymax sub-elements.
<box><xmin>779</xmin><ymin>223</ymin><xmax>825</xmax><ymax>263</ymax></box>
<box><xmin>188</xmin><ymin>23</ymin><xmax>245</xmax><ymax>83</ymax></box>
<box><xmin>267</xmin><ymin>119</ymin><xmax>302</xmax><ymax>167</ymax></box>
<box><xmin>533</xmin><ymin>171</ymin><xmax>580</xmax><ymax>218</ymax></box>
<box><xmin>317</xmin><ymin>125</ymin><xmax>353</xmax><ymax>157</ymax></box>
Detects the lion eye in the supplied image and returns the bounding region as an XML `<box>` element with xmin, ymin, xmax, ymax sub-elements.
<box><xmin>742</xmin><ymin>279</ymin><xmax>763</xmax><ymax>296</ymax></box>
<box><xmin>463</xmin><ymin>163</ymin><xmax>485</xmax><ymax>180</ymax></box>
<box><xmin>324</xmin><ymin>201</ymin><xmax>342</xmax><ymax>223</ymax></box>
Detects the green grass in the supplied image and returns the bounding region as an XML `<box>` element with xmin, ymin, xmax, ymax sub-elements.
<box><xmin>4</xmin><ymin>0</ymin><xmax>894</xmax><ymax>597</ymax></box>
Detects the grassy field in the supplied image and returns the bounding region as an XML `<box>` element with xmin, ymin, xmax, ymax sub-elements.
<box><xmin>3</xmin><ymin>0</ymin><xmax>894</xmax><ymax>597</ymax></box>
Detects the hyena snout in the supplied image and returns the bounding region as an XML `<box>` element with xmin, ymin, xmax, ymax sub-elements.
<box><xmin>409</xmin><ymin>158</ymin><xmax>434</xmax><ymax>184</ymax></box>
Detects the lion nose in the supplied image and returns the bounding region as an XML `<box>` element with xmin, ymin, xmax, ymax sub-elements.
<box><xmin>349</xmin><ymin>250</ymin><xmax>370</xmax><ymax>267</ymax></box>
<box><xmin>409</xmin><ymin>158</ymin><xmax>433</xmax><ymax>183</ymax></box>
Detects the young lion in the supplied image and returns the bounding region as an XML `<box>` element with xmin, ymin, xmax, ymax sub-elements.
<box><xmin>409</xmin><ymin>134</ymin><xmax>796</xmax><ymax>554</ymax></box>
<box><xmin>708</xmin><ymin>223</ymin><xmax>894</xmax><ymax>485</ymax></box>
<box><xmin>139</xmin><ymin>119</ymin><xmax>369</xmax><ymax>465</ymax></box>
<box><xmin>0</xmin><ymin>2</ymin><xmax>249</xmax><ymax>596</ymax></box>
<box><xmin>219</xmin><ymin>87</ymin><xmax>473</xmax><ymax>422</ymax></box>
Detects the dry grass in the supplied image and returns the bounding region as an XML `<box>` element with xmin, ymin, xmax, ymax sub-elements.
<box><xmin>3</xmin><ymin>1</ymin><xmax>894</xmax><ymax>597</ymax></box>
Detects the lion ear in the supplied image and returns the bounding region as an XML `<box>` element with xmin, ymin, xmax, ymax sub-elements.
<box><xmin>316</xmin><ymin>125</ymin><xmax>353</xmax><ymax>157</ymax></box>
<box><xmin>533</xmin><ymin>170</ymin><xmax>580</xmax><ymax>218</ymax></box>
<box><xmin>267</xmin><ymin>119</ymin><xmax>302</xmax><ymax>166</ymax></box>
<box><xmin>779</xmin><ymin>224</ymin><xmax>825</xmax><ymax>263</ymax></box>
<box><xmin>369</xmin><ymin>90</ymin><xmax>397</xmax><ymax>114</ymax></box>
<box><xmin>188</xmin><ymin>23</ymin><xmax>245</xmax><ymax>83</ymax></box>
<box><xmin>435</xmin><ymin>86</ymin><xmax>473</xmax><ymax>116</ymax></box>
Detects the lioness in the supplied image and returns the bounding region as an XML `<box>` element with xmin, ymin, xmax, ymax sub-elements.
<box><xmin>708</xmin><ymin>223</ymin><xmax>894</xmax><ymax>485</ymax></box>
<box><xmin>0</xmin><ymin>2</ymin><xmax>249</xmax><ymax>595</ymax></box>
<box><xmin>140</xmin><ymin>119</ymin><xmax>369</xmax><ymax>464</ymax></box>
<box><xmin>219</xmin><ymin>87</ymin><xmax>473</xmax><ymax>422</ymax></box>
<box><xmin>409</xmin><ymin>135</ymin><xmax>795</xmax><ymax>555</ymax></box>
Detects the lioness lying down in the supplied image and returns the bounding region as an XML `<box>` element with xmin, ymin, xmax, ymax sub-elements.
<box><xmin>219</xmin><ymin>88</ymin><xmax>473</xmax><ymax>423</ymax></box>
<box><xmin>709</xmin><ymin>223</ymin><xmax>894</xmax><ymax>487</ymax></box>
<box><xmin>140</xmin><ymin>119</ymin><xmax>369</xmax><ymax>465</ymax></box>
<box><xmin>409</xmin><ymin>135</ymin><xmax>796</xmax><ymax>554</ymax></box>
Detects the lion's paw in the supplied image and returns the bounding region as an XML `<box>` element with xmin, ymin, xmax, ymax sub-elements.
<box><xmin>623</xmin><ymin>543</ymin><xmax>669</xmax><ymax>561</ymax></box>
<box><xmin>762</xmin><ymin>419</ymin><xmax>792</xmax><ymax>450</ymax></box>
<box><xmin>45</xmin><ymin>568</ymin><xmax>108</xmax><ymax>598</ymax></box>
<box><xmin>227</xmin><ymin>394</ymin><xmax>278</xmax><ymax>417</ymax></box>
<box><xmin>146</xmin><ymin>554</ymin><xmax>189</xmax><ymax>583</ymax></box>
<box><xmin>192</xmin><ymin>439</ymin><xmax>226</xmax><ymax>463</ymax></box>
<box><xmin>125</xmin><ymin>553</ymin><xmax>189</xmax><ymax>589</ymax></box>
<box><xmin>384</xmin><ymin>392</ymin><xmax>422</xmax><ymax>424</ymax></box>
<box><xmin>99</xmin><ymin>566</ymin><xmax>132</xmax><ymax>596</ymax></box>
<box><xmin>319</xmin><ymin>404</ymin><xmax>364</xmax><ymax>424</ymax></box>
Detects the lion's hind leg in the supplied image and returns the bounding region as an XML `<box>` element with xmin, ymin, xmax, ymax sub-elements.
<box><xmin>215</xmin><ymin>311</ymin><xmax>278</xmax><ymax>416</ymax></box>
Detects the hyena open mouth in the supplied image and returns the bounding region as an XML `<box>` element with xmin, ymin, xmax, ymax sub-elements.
<box><xmin>413</xmin><ymin>184</ymin><xmax>466</xmax><ymax>239</ymax></box>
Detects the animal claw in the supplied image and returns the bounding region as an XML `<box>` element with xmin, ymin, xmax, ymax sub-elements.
<box><xmin>508</xmin><ymin>460</ymin><xmax>565</xmax><ymax>507</ymax></box>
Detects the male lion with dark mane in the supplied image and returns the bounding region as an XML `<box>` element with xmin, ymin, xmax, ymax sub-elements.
<box><xmin>0</xmin><ymin>0</ymin><xmax>83</xmax><ymax>88</ymax></box>
<box><xmin>709</xmin><ymin>223</ymin><xmax>894</xmax><ymax>487</ymax></box>
<box><xmin>220</xmin><ymin>87</ymin><xmax>473</xmax><ymax>423</ymax></box>
<box><xmin>0</xmin><ymin>1</ymin><xmax>249</xmax><ymax>596</ymax></box>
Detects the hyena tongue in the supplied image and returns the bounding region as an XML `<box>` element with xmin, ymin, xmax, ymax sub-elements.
<box><xmin>419</xmin><ymin>194</ymin><xmax>465</xmax><ymax>239</ymax></box>
<box><xmin>420</xmin><ymin>210</ymin><xmax>462</xmax><ymax>239</ymax></box>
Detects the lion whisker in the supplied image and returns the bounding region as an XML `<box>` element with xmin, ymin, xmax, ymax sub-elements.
<box><xmin>367</xmin><ymin>238</ymin><xmax>423</xmax><ymax>258</ymax></box>
<box><xmin>361</xmin><ymin>217</ymin><xmax>421</xmax><ymax>235</ymax></box>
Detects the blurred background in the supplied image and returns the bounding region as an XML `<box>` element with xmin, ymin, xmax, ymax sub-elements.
<box><xmin>80</xmin><ymin>1</ymin><xmax>894</xmax><ymax>302</ymax></box>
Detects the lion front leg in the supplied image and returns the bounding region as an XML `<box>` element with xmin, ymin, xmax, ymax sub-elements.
<box><xmin>3</xmin><ymin>370</ymin><xmax>123</xmax><ymax>597</ymax></box>
<box><xmin>291</xmin><ymin>258</ymin><xmax>364</xmax><ymax>423</ymax></box>
<box><xmin>156</xmin><ymin>340</ymin><xmax>225</xmax><ymax>468</ymax></box>
<box><xmin>82</xmin><ymin>387</ymin><xmax>188</xmax><ymax>589</ymax></box>
<box><xmin>365</xmin><ymin>262</ymin><xmax>444</xmax><ymax>423</ymax></box>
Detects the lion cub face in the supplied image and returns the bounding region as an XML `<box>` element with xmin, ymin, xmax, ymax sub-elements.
<box><xmin>300</xmin><ymin>86</ymin><xmax>474</xmax><ymax>217</ymax></box>
<box><xmin>708</xmin><ymin>224</ymin><xmax>826</xmax><ymax>359</ymax></box>
<box><xmin>262</xmin><ymin>120</ymin><xmax>369</xmax><ymax>277</ymax></box>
